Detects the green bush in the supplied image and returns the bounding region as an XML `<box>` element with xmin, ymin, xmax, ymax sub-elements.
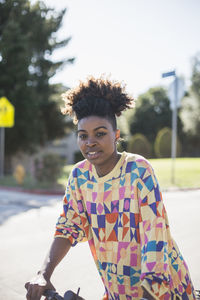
<box><xmin>74</xmin><ymin>151</ymin><xmax>84</xmax><ymax>163</ymax></box>
<box><xmin>117</xmin><ymin>139</ymin><xmax>128</xmax><ymax>152</ymax></box>
<box><xmin>154</xmin><ymin>127</ymin><xmax>182</xmax><ymax>158</ymax></box>
<box><xmin>127</xmin><ymin>134</ymin><xmax>152</xmax><ymax>158</ymax></box>
<box><xmin>34</xmin><ymin>153</ymin><xmax>63</xmax><ymax>183</ymax></box>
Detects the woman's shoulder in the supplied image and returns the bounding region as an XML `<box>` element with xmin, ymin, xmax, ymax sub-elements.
<box><xmin>123</xmin><ymin>151</ymin><xmax>152</xmax><ymax>170</ymax></box>
<box><xmin>123</xmin><ymin>152</ymin><xmax>158</xmax><ymax>191</ymax></box>
<box><xmin>70</xmin><ymin>158</ymin><xmax>92</xmax><ymax>178</ymax></box>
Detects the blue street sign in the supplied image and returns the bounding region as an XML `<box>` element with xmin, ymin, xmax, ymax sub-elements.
<box><xmin>162</xmin><ymin>70</ymin><xmax>176</xmax><ymax>78</ymax></box>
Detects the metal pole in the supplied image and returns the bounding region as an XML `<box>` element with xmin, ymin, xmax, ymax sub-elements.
<box><xmin>171</xmin><ymin>77</ymin><xmax>178</xmax><ymax>184</ymax></box>
<box><xmin>0</xmin><ymin>127</ymin><xmax>5</xmax><ymax>177</ymax></box>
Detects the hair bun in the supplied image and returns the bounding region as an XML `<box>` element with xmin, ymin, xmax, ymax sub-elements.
<box><xmin>61</xmin><ymin>75</ymin><xmax>134</xmax><ymax>123</ymax></box>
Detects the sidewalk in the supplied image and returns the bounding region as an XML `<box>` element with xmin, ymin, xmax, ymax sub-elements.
<box><xmin>0</xmin><ymin>189</ymin><xmax>199</xmax><ymax>299</ymax></box>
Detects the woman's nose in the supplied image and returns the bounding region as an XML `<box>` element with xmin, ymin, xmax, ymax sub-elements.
<box><xmin>86</xmin><ymin>138</ymin><xmax>97</xmax><ymax>147</ymax></box>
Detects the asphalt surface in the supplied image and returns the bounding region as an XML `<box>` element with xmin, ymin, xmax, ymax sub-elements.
<box><xmin>0</xmin><ymin>188</ymin><xmax>199</xmax><ymax>300</ymax></box>
<box><xmin>0</xmin><ymin>189</ymin><xmax>61</xmax><ymax>225</ymax></box>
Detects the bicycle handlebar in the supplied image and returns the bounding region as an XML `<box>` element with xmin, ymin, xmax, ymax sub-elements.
<box><xmin>44</xmin><ymin>288</ymin><xmax>85</xmax><ymax>300</ymax></box>
<box><xmin>44</xmin><ymin>290</ymin><xmax>64</xmax><ymax>300</ymax></box>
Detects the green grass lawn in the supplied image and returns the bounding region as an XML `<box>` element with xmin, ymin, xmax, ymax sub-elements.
<box><xmin>57</xmin><ymin>165</ymin><xmax>73</xmax><ymax>188</ymax></box>
<box><xmin>149</xmin><ymin>157</ymin><xmax>200</xmax><ymax>189</ymax></box>
<box><xmin>0</xmin><ymin>173</ymin><xmax>64</xmax><ymax>191</ymax></box>
<box><xmin>0</xmin><ymin>158</ymin><xmax>199</xmax><ymax>191</ymax></box>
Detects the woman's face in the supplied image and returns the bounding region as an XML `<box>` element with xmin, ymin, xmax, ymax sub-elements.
<box><xmin>77</xmin><ymin>116</ymin><xmax>120</xmax><ymax>176</ymax></box>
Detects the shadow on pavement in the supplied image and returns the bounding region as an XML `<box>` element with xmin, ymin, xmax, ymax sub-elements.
<box><xmin>0</xmin><ymin>189</ymin><xmax>62</xmax><ymax>225</ymax></box>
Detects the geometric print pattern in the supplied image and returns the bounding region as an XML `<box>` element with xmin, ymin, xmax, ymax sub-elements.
<box><xmin>55</xmin><ymin>152</ymin><xmax>196</xmax><ymax>300</ymax></box>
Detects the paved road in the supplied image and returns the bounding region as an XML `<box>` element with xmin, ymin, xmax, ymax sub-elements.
<box><xmin>0</xmin><ymin>189</ymin><xmax>199</xmax><ymax>299</ymax></box>
<box><xmin>0</xmin><ymin>189</ymin><xmax>61</xmax><ymax>225</ymax></box>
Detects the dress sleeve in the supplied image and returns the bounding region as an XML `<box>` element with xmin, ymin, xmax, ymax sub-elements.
<box><xmin>54</xmin><ymin>175</ymin><xmax>87</xmax><ymax>246</ymax></box>
<box><xmin>138</xmin><ymin>164</ymin><xmax>171</xmax><ymax>299</ymax></box>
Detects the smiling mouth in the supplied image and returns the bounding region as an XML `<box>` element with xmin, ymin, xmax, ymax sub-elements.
<box><xmin>87</xmin><ymin>151</ymin><xmax>101</xmax><ymax>159</ymax></box>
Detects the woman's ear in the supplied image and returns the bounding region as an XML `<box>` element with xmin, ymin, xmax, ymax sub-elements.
<box><xmin>115</xmin><ymin>129</ymin><xmax>120</xmax><ymax>141</ymax></box>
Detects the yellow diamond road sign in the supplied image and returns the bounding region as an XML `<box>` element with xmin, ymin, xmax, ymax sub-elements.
<box><xmin>0</xmin><ymin>97</ymin><xmax>15</xmax><ymax>127</ymax></box>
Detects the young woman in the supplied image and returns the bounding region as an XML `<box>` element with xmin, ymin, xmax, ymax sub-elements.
<box><xmin>25</xmin><ymin>77</ymin><xmax>196</xmax><ymax>300</ymax></box>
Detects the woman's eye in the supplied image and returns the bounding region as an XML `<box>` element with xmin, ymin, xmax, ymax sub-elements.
<box><xmin>79</xmin><ymin>134</ymin><xmax>87</xmax><ymax>140</ymax></box>
<box><xmin>96</xmin><ymin>132</ymin><xmax>106</xmax><ymax>137</ymax></box>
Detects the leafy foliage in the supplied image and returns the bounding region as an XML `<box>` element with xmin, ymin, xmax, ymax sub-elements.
<box><xmin>0</xmin><ymin>0</ymin><xmax>74</xmax><ymax>155</ymax></box>
<box><xmin>191</xmin><ymin>53</ymin><xmax>200</xmax><ymax>101</ymax></box>
<box><xmin>73</xmin><ymin>151</ymin><xmax>84</xmax><ymax>163</ymax></box>
<box><xmin>34</xmin><ymin>153</ymin><xmax>63</xmax><ymax>183</ymax></box>
<box><xmin>154</xmin><ymin>127</ymin><xmax>181</xmax><ymax>158</ymax></box>
<box><xmin>127</xmin><ymin>133</ymin><xmax>152</xmax><ymax>158</ymax></box>
<box><xmin>129</xmin><ymin>87</ymin><xmax>184</xmax><ymax>153</ymax></box>
<box><xmin>180</xmin><ymin>53</ymin><xmax>200</xmax><ymax>156</ymax></box>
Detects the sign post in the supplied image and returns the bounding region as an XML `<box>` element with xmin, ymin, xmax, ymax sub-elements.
<box><xmin>171</xmin><ymin>76</ymin><xmax>178</xmax><ymax>184</ymax></box>
<box><xmin>0</xmin><ymin>127</ymin><xmax>5</xmax><ymax>178</ymax></box>
<box><xmin>0</xmin><ymin>97</ymin><xmax>15</xmax><ymax>177</ymax></box>
<box><xmin>161</xmin><ymin>71</ymin><xmax>184</xmax><ymax>184</ymax></box>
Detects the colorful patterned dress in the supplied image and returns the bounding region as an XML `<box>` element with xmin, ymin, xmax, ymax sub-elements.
<box><xmin>55</xmin><ymin>152</ymin><xmax>196</xmax><ymax>300</ymax></box>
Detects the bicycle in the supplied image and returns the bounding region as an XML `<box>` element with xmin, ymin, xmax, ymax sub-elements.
<box><xmin>196</xmin><ymin>290</ymin><xmax>200</xmax><ymax>300</ymax></box>
<box><xmin>43</xmin><ymin>288</ymin><xmax>200</xmax><ymax>300</ymax></box>
<box><xmin>44</xmin><ymin>288</ymin><xmax>85</xmax><ymax>300</ymax></box>
<box><xmin>44</xmin><ymin>290</ymin><xmax>149</xmax><ymax>300</ymax></box>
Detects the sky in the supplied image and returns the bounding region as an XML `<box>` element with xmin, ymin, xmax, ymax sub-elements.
<box><xmin>32</xmin><ymin>0</ymin><xmax>200</xmax><ymax>97</ymax></box>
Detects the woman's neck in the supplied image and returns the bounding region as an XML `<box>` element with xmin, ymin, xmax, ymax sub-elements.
<box><xmin>95</xmin><ymin>152</ymin><xmax>121</xmax><ymax>177</ymax></box>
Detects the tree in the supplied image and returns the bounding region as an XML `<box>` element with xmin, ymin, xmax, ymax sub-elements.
<box><xmin>180</xmin><ymin>53</ymin><xmax>200</xmax><ymax>156</ymax></box>
<box><xmin>129</xmin><ymin>87</ymin><xmax>184</xmax><ymax>155</ymax></box>
<box><xmin>0</xmin><ymin>0</ymin><xmax>74</xmax><ymax>155</ymax></box>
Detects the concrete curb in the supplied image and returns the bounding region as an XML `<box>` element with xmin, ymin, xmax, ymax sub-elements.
<box><xmin>0</xmin><ymin>186</ymin><xmax>64</xmax><ymax>195</ymax></box>
<box><xmin>162</xmin><ymin>186</ymin><xmax>200</xmax><ymax>192</ymax></box>
<box><xmin>1</xmin><ymin>185</ymin><xmax>199</xmax><ymax>195</ymax></box>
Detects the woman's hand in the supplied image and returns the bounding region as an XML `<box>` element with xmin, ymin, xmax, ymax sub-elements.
<box><xmin>25</xmin><ymin>238</ymin><xmax>71</xmax><ymax>299</ymax></box>
<box><xmin>25</xmin><ymin>273</ymin><xmax>55</xmax><ymax>300</ymax></box>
